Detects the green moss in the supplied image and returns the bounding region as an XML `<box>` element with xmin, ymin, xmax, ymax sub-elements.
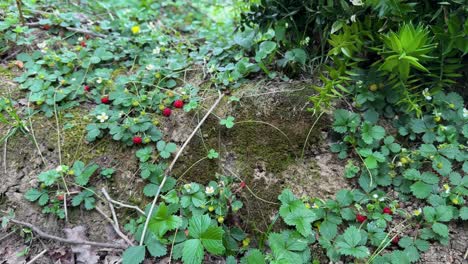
<box><xmin>173</xmin><ymin>84</ymin><xmax>323</xmax><ymax>233</ymax></box>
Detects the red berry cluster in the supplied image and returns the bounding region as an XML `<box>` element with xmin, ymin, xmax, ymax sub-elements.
<box><xmin>133</xmin><ymin>136</ymin><xmax>143</xmax><ymax>144</ymax></box>
<box><xmin>383</xmin><ymin>207</ymin><xmax>393</xmax><ymax>215</ymax></box>
<box><xmin>101</xmin><ymin>96</ymin><xmax>110</xmax><ymax>104</ymax></box>
<box><xmin>161</xmin><ymin>99</ymin><xmax>185</xmax><ymax>117</ymax></box>
<box><xmin>356</xmin><ymin>214</ymin><xmax>367</xmax><ymax>223</ymax></box>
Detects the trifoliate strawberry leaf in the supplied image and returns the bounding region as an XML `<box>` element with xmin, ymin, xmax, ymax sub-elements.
<box><xmin>24</xmin><ymin>189</ymin><xmax>44</xmax><ymax>202</ymax></box>
<box><xmin>361</xmin><ymin>122</ymin><xmax>385</xmax><ymax>144</ymax></box>
<box><xmin>182</xmin><ymin>239</ymin><xmax>204</xmax><ymax>264</ymax></box>
<box><xmin>38</xmin><ymin>193</ymin><xmax>50</xmax><ymax>206</ymax></box>
<box><xmin>148</xmin><ymin>203</ymin><xmax>182</xmax><ymax>238</ymax></box>
<box><xmin>200</xmin><ymin>225</ymin><xmax>225</xmax><ymax>254</ymax></box>
<box><xmin>86</xmin><ymin>123</ymin><xmax>101</xmax><ymax>141</ymax></box>
<box><xmin>283</xmin><ymin>208</ymin><xmax>317</xmax><ymax>237</ymax></box>
<box><xmin>38</xmin><ymin>170</ymin><xmax>60</xmax><ymax>186</ymax></box>
<box><xmin>459</xmin><ymin>207</ymin><xmax>468</xmax><ymax>220</ymax></box>
<box><xmin>344</xmin><ymin>160</ymin><xmax>360</xmax><ymax>178</ymax></box>
<box><xmin>182</xmin><ymin>215</ymin><xmax>225</xmax><ymax>264</ymax></box>
<box><xmin>319</xmin><ymin>220</ymin><xmax>338</xmax><ymax>240</ymax></box>
<box><xmin>410</xmin><ymin>181</ymin><xmax>433</xmax><ymax>199</ymax></box>
<box><xmin>333</xmin><ymin>109</ymin><xmax>360</xmax><ymax>133</ymax></box>
<box><xmin>71</xmin><ymin>190</ymin><xmax>95</xmax><ymax>210</ymax></box>
<box><xmin>146</xmin><ymin>234</ymin><xmax>167</xmax><ymax>258</ymax></box>
<box><xmin>157</xmin><ymin>141</ymin><xmax>177</xmax><ymax>159</ymax></box>
<box><xmin>432</xmin><ymin>223</ymin><xmax>449</xmax><ymax>237</ymax></box>
<box><xmin>415</xmin><ymin>239</ymin><xmax>430</xmax><ymax>251</ymax></box>
<box><xmin>75</xmin><ymin>163</ymin><xmax>99</xmax><ymax>186</ymax></box>
<box><xmin>268</xmin><ymin>231</ymin><xmax>309</xmax><ymax>264</ymax></box>
<box><xmin>136</xmin><ymin>147</ymin><xmax>153</xmax><ymax>162</ymax></box>
<box><xmin>220</xmin><ymin>116</ymin><xmax>235</xmax><ymax>128</ymax></box>
<box><xmin>241</xmin><ymin>249</ymin><xmax>266</xmax><ymax>264</ymax></box>
<box><xmin>336</xmin><ymin>226</ymin><xmax>369</xmax><ymax>259</ymax></box>
<box><xmin>122</xmin><ymin>245</ymin><xmax>145</xmax><ymax>264</ymax></box>
<box><xmin>207</xmin><ymin>149</ymin><xmax>219</xmax><ymax>159</ymax></box>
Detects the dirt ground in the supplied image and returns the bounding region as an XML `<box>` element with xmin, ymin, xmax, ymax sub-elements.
<box><xmin>0</xmin><ymin>66</ymin><xmax>467</xmax><ymax>263</ymax></box>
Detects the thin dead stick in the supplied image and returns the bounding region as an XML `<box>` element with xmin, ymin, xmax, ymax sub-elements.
<box><xmin>27</xmin><ymin>97</ymin><xmax>47</xmax><ymax>166</ymax></box>
<box><xmin>25</xmin><ymin>22</ymin><xmax>106</xmax><ymax>38</ymax></box>
<box><xmin>8</xmin><ymin>219</ymin><xmax>126</xmax><ymax>249</ymax></box>
<box><xmin>0</xmin><ymin>231</ymin><xmax>15</xmax><ymax>242</ymax></box>
<box><xmin>100</xmin><ymin>188</ymin><xmax>134</xmax><ymax>246</ymax></box>
<box><xmin>95</xmin><ymin>206</ymin><xmax>134</xmax><ymax>246</ymax></box>
<box><xmin>139</xmin><ymin>91</ymin><xmax>225</xmax><ymax>246</ymax></box>
<box><xmin>101</xmin><ymin>188</ymin><xmax>145</xmax><ymax>216</ymax></box>
<box><xmin>25</xmin><ymin>249</ymin><xmax>48</xmax><ymax>264</ymax></box>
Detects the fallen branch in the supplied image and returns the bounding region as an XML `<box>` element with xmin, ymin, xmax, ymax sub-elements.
<box><xmin>25</xmin><ymin>249</ymin><xmax>48</xmax><ymax>264</ymax></box>
<box><xmin>25</xmin><ymin>22</ymin><xmax>107</xmax><ymax>38</ymax></box>
<box><xmin>139</xmin><ymin>91</ymin><xmax>225</xmax><ymax>245</ymax></box>
<box><xmin>100</xmin><ymin>188</ymin><xmax>145</xmax><ymax>216</ymax></box>
<box><xmin>101</xmin><ymin>189</ymin><xmax>134</xmax><ymax>246</ymax></box>
<box><xmin>8</xmin><ymin>219</ymin><xmax>126</xmax><ymax>249</ymax></box>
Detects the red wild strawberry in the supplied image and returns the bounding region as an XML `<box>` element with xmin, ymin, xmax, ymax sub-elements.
<box><xmin>356</xmin><ymin>214</ymin><xmax>367</xmax><ymax>223</ymax></box>
<box><xmin>240</xmin><ymin>181</ymin><xmax>246</xmax><ymax>188</ymax></box>
<box><xmin>85</xmin><ymin>34</ymin><xmax>91</xmax><ymax>40</ymax></box>
<box><xmin>57</xmin><ymin>194</ymin><xmax>64</xmax><ymax>201</ymax></box>
<box><xmin>42</xmin><ymin>24</ymin><xmax>51</xmax><ymax>30</ymax></box>
<box><xmin>392</xmin><ymin>236</ymin><xmax>400</xmax><ymax>245</ymax></box>
<box><xmin>383</xmin><ymin>207</ymin><xmax>393</xmax><ymax>215</ymax></box>
<box><xmin>162</xmin><ymin>108</ymin><xmax>171</xmax><ymax>117</ymax></box>
<box><xmin>101</xmin><ymin>96</ymin><xmax>110</xmax><ymax>104</ymax></box>
<box><xmin>84</xmin><ymin>85</ymin><xmax>90</xmax><ymax>92</ymax></box>
<box><xmin>133</xmin><ymin>136</ymin><xmax>143</xmax><ymax>144</ymax></box>
<box><xmin>80</xmin><ymin>41</ymin><xmax>87</xmax><ymax>47</ymax></box>
<box><xmin>173</xmin><ymin>99</ymin><xmax>184</xmax><ymax>108</ymax></box>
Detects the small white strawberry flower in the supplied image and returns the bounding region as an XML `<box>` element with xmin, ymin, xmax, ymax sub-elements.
<box><xmin>96</xmin><ymin>77</ymin><xmax>103</xmax><ymax>84</ymax></box>
<box><xmin>350</xmin><ymin>0</ymin><xmax>363</xmax><ymax>6</ymax></box>
<box><xmin>205</xmin><ymin>186</ymin><xmax>215</xmax><ymax>195</ymax></box>
<box><xmin>422</xmin><ymin>88</ymin><xmax>432</xmax><ymax>101</ymax></box>
<box><xmin>56</xmin><ymin>165</ymin><xmax>64</xmax><ymax>172</ymax></box>
<box><xmin>96</xmin><ymin>112</ymin><xmax>109</xmax><ymax>123</ymax></box>
<box><xmin>78</xmin><ymin>37</ymin><xmax>84</xmax><ymax>42</ymax></box>
<box><xmin>146</xmin><ymin>64</ymin><xmax>155</xmax><ymax>71</ymax></box>
<box><xmin>152</xmin><ymin>47</ymin><xmax>160</xmax><ymax>54</ymax></box>
<box><xmin>463</xmin><ymin>108</ymin><xmax>468</xmax><ymax>118</ymax></box>
<box><xmin>183</xmin><ymin>184</ymin><xmax>191</xmax><ymax>191</ymax></box>
<box><xmin>413</xmin><ymin>208</ymin><xmax>422</xmax><ymax>216</ymax></box>
<box><xmin>350</xmin><ymin>15</ymin><xmax>357</xmax><ymax>23</ymax></box>
<box><xmin>373</xmin><ymin>194</ymin><xmax>379</xmax><ymax>199</ymax></box>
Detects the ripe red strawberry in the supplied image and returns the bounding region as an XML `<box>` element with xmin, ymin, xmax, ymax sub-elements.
<box><xmin>133</xmin><ymin>136</ymin><xmax>143</xmax><ymax>144</ymax></box>
<box><xmin>173</xmin><ymin>99</ymin><xmax>184</xmax><ymax>108</ymax></box>
<box><xmin>80</xmin><ymin>41</ymin><xmax>87</xmax><ymax>47</ymax></box>
<box><xmin>84</xmin><ymin>85</ymin><xmax>90</xmax><ymax>92</ymax></box>
<box><xmin>356</xmin><ymin>214</ymin><xmax>367</xmax><ymax>223</ymax></box>
<box><xmin>383</xmin><ymin>207</ymin><xmax>393</xmax><ymax>215</ymax></box>
<box><xmin>240</xmin><ymin>181</ymin><xmax>246</xmax><ymax>188</ymax></box>
<box><xmin>101</xmin><ymin>96</ymin><xmax>110</xmax><ymax>104</ymax></box>
<box><xmin>57</xmin><ymin>194</ymin><xmax>64</xmax><ymax>201</ymax></box>
<box><xmin>392</xmin><ymin>236</ymin><xmax>400</xmax><ymax>245</ymax></box>
<box><xmin>162</xmin><ymin>108</ymin><xmax>172</xmax><ymax>117</ymax></box>
<box><xmin>85</xmin><ymin>34</ymin><xmax>91</xmax><ymax>40</ymax></box>
<box><xmin>42</xmin><ymin>24</ymin><xmax>51</xmax><ymax>30</ymax></box>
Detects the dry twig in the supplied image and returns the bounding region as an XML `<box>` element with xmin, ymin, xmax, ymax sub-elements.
<box><xmin>8</xmin><ymin>219</ymin><xmax>126</xmax><ymax>249</ymax></box>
